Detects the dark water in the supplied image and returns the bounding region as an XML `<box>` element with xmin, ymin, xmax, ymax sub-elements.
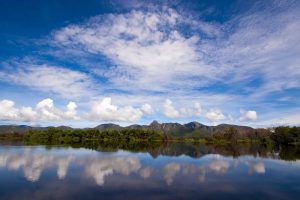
<box><xmin>0</xmin><ymin>144</ymin><xmax>299</xmax><ymax>200</ymax></box>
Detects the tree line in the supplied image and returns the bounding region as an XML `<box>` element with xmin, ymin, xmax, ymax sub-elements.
<box><xmin>195</xmin><ymin>126</ymin><xmax>300</xmax><ymax>146</ymax></box>
<box><xmin>24</xmin><ymin>128</ymin><xmax>166</xmax><ymax>144</ymax></box>
<box><xmin>1</xmin><ymin>126</ymin><xmax>300</xmax><ymax>146</ymax></box>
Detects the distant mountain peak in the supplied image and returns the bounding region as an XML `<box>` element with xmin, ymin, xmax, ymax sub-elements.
<box><xmin>184</xmin><ymin>121</ymin><xmax>203</xmax><ymax>129</ymax></box>
<box><xmin>94</xmin><ymin>123</ymin><xmax>121</xmax><ymax>131</ymax></box>
<box><xmin>150</xmin><ymin>120</ymin><xmax>160</xmax><ymax>125</ymax></box>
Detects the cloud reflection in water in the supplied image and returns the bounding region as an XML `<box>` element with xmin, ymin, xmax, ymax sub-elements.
<box><xmin>0</xmin><ymin>149</ymin><xmax>270</xmax><ymax>186</ymax></box>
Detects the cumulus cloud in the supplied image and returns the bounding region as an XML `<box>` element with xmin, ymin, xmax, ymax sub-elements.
<box><xmin>64</xmin><ymin>102</ymin><xmax>79</xmax><ymax>120</ymax></box>
<box><xmin>141</xmin><ymin>103</ymin><xmax>154</xmax><ymax>115</ymax></box>
<box><xmin>0</xmin><ymin>97</ymin><xmax>157</xmax><ymax>123</ymax></box>
<box><xmin>163</xmin><ymin>99</ymin><xmax>227</xmax><ymax>123</ymax></box>
<box><xmin>0</xmin><ymin>100</ymin><xmax>19</xmax><ymax>120</ymax></box>
<box><xmin>86</xmin><ymin>97</ymin><xmax>145</xmax><ymax>122</ymax></box>
<box><xmin>240</xmin><ymin>109</ymin><xmax>257</xmax><ymax>121</ymax></box>
<box><xmin>205</xmin><ymin>109</ymin><xmax>225</xmax><ymax>122</ymax></box>
<box><xmin>163</xmin><ymin>99</ymin><xmax>180</xmax><ymax>118</ymax></box>
<box><xmin>163</xmin><ymin>99</ymin><xmax>202</xmax><ymax>118</ymax></box>
<box><xmin>180</xmin><ymin>102</ymin><xmax>202</xmax><ymax>117</ymax></box>
<box><xmin>0</xmin><ymin>98</ymin><xmax>79</xmax><ymax>122</ymax></box>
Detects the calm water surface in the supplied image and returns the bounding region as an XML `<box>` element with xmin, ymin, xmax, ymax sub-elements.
<box><xmin>0</xmin><ymin>144</ymin><xmax>299</xmax><ymax>200</ymax></box>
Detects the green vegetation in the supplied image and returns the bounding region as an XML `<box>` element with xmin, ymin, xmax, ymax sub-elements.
<box><xmin>0</xmin><ymin>133</ymin><xmax>24</xmax><ymax>141</ymax></box>
<box><xmin>271</xmin><ymin>126</ymin><xmax>300</xmax><ymax>145</ymax></box>
<box><xmin>1</xmin><ymin>126</ymin><xmax>300</xmax><ymax>148</ymax></box>
<box><xmin>209</xmin><ymin>126</ymin><xmax>300</xmax><ymax>146</ymax></box>
<box><xmin>210</xmin><ymin>127</ymin><xmax>273</xmax><ymax>145</ymax></box>
<box><xmin>13</xmin><ymin>128</ymin><xmax>166</xmax><ymax>153</ymax></box>
<box><xmin>1</xmin><ymin>126</ymin><xmax>300</xmax><ymax>160</ymax></box>
<box><xmin>24</xmin><ymin>128</ymin><xmax>165</xmax><ymax>145</ymax></box>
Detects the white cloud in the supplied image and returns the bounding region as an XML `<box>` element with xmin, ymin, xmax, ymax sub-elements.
<box><xmin>163</xmin><ymin>99</ymin><xmax>227</xmax><ymax>123</ymax></box>
<box><xmin>0</xmin><ymin>98</ymin><xmax>79</xmax><ymax>122</ymax></box>
<box><xmin>65</xmin><ymin>102</ymin><xmax>79</xmax><ymax>120</ymax></box>
<box><xmin>35</xmin><ymin>99</ymin><xmax>63</xmax><ymax>121</ymax></box>
<box><xmin>0</xmin><ymin>64</ymin><xmax>94</xmax><ymax>99</ymax></box>
<box><xmin>53</xmin><ymin>9</ymin><xmax>215</xmax><ymax>93</ymax></box>
<box><xmin>51</xmin><ymin>2</ymin><xmax>300</xmax><ymax>103</ymax></box>
<box><xmin>0</xmin><ymin>100</ymin><xmax>19</xmax><ymax>120</ymax></box>
<box><xmin>163</xmin><ymin>99</ymin><xmax>180</xmax><ymax>118</ymax></box>
<box><xmin>259</xmin><ymin>114</ymin><xmax>300</xmax><ymax>126</ymax></box>
<box><xmin>240</xmin><ymin>109</ymin><xmax>257</xmax><ymax>121</ymax></box>
<box><xmin>180</xmin><ymin>102</ymin><xmax>202</xmax><ymax>117</ymax></box>
<box><xmin>2</xmin><ymin>2</ymin><xmax>300</xmax><ymax>125</ymax></box>
<box><xmin>163</xmin><ymin>99</ymin><xmax>202</xmax><ymax>118</ymax></box>
<box><xmin>86</xmin><ymin>97</ymin><xmax>144</xmax><ymax>122</ymax></box>
<box><xmin>205</xmin><ymin>109</ymin><xmax>225</xmax><ymax>122</ymax></box>
<box><xmin>141</xmin><ymin>103</ymin><xmax>154</xmax><ymax>114</ymax></box>
<box><xmin>210</xmin><ymin>2</ymin><xmax>300</xmax><ymax>97</ymax></box>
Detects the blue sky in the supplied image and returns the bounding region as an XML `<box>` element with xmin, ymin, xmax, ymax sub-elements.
<box><xmin>0</xmin><ymin>0</ymin><xmax>300</xmax><ymax>127</ymax></box>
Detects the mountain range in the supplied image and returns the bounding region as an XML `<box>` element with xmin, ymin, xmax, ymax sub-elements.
<box><xmin>0</xmin><ymin>121</ymin><xmax>254</xmax><ymax>137</ymax></box>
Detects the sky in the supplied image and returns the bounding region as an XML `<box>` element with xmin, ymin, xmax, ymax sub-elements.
<box><xmin>0</xmin><ymin>0</ymin><xmax>300</xmax><ymax>128</ymax></box>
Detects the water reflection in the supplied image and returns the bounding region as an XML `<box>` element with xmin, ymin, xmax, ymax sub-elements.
<box><xmin>80</xmin><ymin>156</ymin><xmax>141</xmax><ymax>186</ymax></box>
<box><xmin>139</xmin><ymin>167</ymin><xmax>151</xmax><ymax>179</ymax></box>
<box><xmin>0</xmin><ymin>150</ymin><xmax>74</xmax><ymax>182</ymax></box>
<box><xmin>0</xmin><ymin>145</ymin><xmax>299</xmax><ymax>200</ymax></box>
<box><xmin>0</xmin><ymin>150</ymin><xmax>142</xmax><ymax>185</ymax></box>
<box><xmin>0</xmin><ymin>149</ymin><xmax>271</xmax><ymax>186</ymax></box>
<box><xmin>164</xmin><ymin>163</ymin><xmax>181</xmax><ymax>185</ymax></box>
<box><xmin>57</xmin><ymin>156</ymin><xmax>74</xmax><ymax>179</ymax></box>
<box><xmin>163</xmin><ymin>157</ymin><xmax>231</xmax><ymax>185</ymax></box>
<box><xmin>246</xmin><ymin>161</ymin><xmax>265</xmax><ymax>174</ymax></box>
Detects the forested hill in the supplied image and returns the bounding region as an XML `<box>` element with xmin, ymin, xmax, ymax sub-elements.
<box><xmin>0</xmin><ymin>121</ymin><xmax>253</xmax><ymax>136</ymax></box>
